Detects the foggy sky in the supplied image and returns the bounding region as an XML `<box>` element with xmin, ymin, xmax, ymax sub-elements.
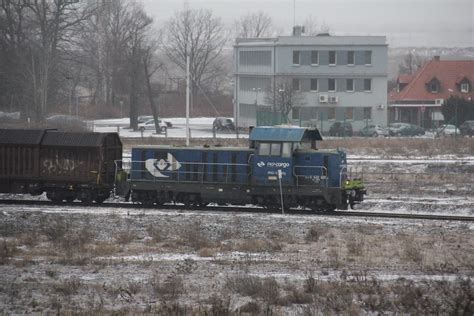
<box><xmin>141</xmin><ymin>0</ymin><xmax>473</xmax><ymax>47</ymax></box>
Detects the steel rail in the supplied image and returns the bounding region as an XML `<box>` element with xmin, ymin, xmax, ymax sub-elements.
<box><xmin>0</xmin><ymin>199</ymin><xmax>472</xmax><ymax>222</ymax></box>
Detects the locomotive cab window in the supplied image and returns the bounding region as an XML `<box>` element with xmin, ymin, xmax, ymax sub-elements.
<box><xmin>258</xmin><ymin>142</ymin><xmax>285</xmax><ymax>156</ymax></box>
<box><xmin>270</xmin><ymin>143</ymin><xmax>281</xmax><ymax>156</ymax></box>
<box><xmin>282</xmin><ymin>142</ymin><xmax>292</xmax><ymax>158</ymax></box>
<box><xmin>258</xmin><ymin>143</ymin><xmax>270</xmax><ymax>156</ymax></box>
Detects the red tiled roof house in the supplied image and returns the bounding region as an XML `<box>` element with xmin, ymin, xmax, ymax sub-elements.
<box><xmin>388</xmin><ymin>56</ymin><xmax>474</xmax><ymax>128</ymax></box>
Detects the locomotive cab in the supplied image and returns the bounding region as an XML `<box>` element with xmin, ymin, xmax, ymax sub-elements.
<box><xmin>249</xmin><ymin>126</ymin><xmax>322</xmax><ymax>186</ymax></box>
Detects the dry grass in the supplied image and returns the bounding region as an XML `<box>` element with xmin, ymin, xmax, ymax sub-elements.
<box><xmin>225</xmin><ymin>275</ymin><xmax>280</xmax><ymax>304</ymax></box>
<box><xmin>234</xmin><ymin>238</ymin><xmax>282</xmax><ymax>253</ymax></box>
<box><xmin>178</xmin><ymin>221</ymin><xmax>214</xmax><ymax>251</ymax></box>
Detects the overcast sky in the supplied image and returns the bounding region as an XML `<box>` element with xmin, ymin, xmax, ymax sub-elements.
<box><xmin>141</xmin><ymin>0</ymin><xmax>473</xmax><ymax>47</ymax></box>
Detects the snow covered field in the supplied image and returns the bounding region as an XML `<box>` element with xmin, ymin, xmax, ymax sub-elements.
<box><xmin>0</xmin><ymin>119</ymin><xmax>473</xmax><ymax>314</ymax></box>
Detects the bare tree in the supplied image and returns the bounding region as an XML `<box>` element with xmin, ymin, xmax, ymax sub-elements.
<box><xmin>23</xmin><ymin>0</ymin><xmax>95</xmax><ymax>122</ymax></box>
<box><xmin>399</xmin><ymin>51</ymin><xmax>426</xmax><ymax>75</ymax></box>
<box><xmin>234</xmin><ymin>11</ymin><xmax>273</xmax><ymax>38</ymax></box>
<box><xmin>162</xmin><ymin>8</ymin><xmax>227</xmax><ymax>110</ymax></box>
<box><xmin>265</xmin><ymin>78</ymin><xmax>305</xmax><ymax>123</ymax></box>
<box><xmin>124</xmin><ymin>2</ymin><xmax>153</xmax><ymax>130</ymax></box>
<box><xmin>302</xmin><ymin>15</ymin><xmax>330</xmax><ymax>36</ymax></box>
<box><xmin>0</xmin><ymin>0</ymin><xmax>94</xmax><ymax>121</ymax></box>
<box><xmin>78</xmin><ymin>0</ymin><xmax>134</xmax><ymax>108</ymax></box>
<box><xmin>142</xmin><ymin>32</ymin><xmax>164</xmax><ymax>134</ymax></box>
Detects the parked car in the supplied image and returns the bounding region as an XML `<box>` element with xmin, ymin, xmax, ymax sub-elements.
<box><xmin>459</xmin><ymin>120</ymin><xmax>474</xmax><ymax>137</ymax></box>
<box><xmin>45</xmin><ymin>114</ymin><xmax>87</xmax><ymax>130</ymax></box>
<box><xmin>138</xmin><ymin>119</ymin><xmax>167</xmax><ymax>132</ymax></box>
<box><xmin>360</xmin><ymin>124</ymin><xmax>389</xmax><ymax>137</ymax></box>
<box><xmin>329</xmin><ymin>122</ymin><xmax>353</xmax><ymax>137</ymax></box>
<box><xmin>435</xmin><ymin>124</ymin><xmax>460</xmax><ymax>136</ymax></box>
<box><xmin>388</xmin><ymin>123</ymin><xmax>425</xmax><ymax>136</ymax></box>
<box><xmin>137</xmin><ymin>115</ymin><xmax>153</xmax><ymax>123</ymax></box>
<box><xmin>213</xmin><ymin>117</ymin><xmax>235</xmax><ymax>131</ymax></box>
<box><xmin>137</xmin><ymin>116</ymin><xmax>173</xmax><ymax>127</ymax></box>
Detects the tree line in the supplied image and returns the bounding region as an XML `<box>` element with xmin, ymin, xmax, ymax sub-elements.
<box><xmin>0</xmin><ymin>1</ymin><xmax>329</xmax><ymax>129</ymax></box>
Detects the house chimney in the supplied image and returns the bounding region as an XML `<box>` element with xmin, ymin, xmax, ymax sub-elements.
<box><xmin>292</xmin><ymin>25</ymin><xmax>304</xmax><ymax>36</ymax></box>
<box><xmin>433</xmin><ymin>56</ymin><xmax>440</xmax><ymax>61</ymax></box>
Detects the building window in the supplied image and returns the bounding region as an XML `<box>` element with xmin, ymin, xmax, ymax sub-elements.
<box><xmin>346</xmin><ymin>107</ymin><xmax>354</xmax><ymax>120</ymax></box>
<box><xmin>328</xmin><ymin>108</ymin><xmax>335</xmax><ymax>120</ymax></box>
<box><xmin>310</xmin><ymin>78</ymin><xmax>318</xmax><ymax>91</ymax></box>
<box><xmin>347</xmin><ymin>51</ymin><xmax>355</xmax><ymax>65</ymax></box>
<box><xmin>364</xmin><ymin>50</ymin><xmax>372</xmax><ymax>65</ymax></box>
<box><xmin>364</xmin><ymin>79</ymin><xmax>372</xmax><ymax>91</ymax></box>
<box><xmin>311</xmin><ymin>50</ymin><xmax>319</xmax><ymax>65</ymax></box>
<box><xmin>292</xmin><ymin>107</ymin><xmax>300</xmax><ymax>120</ymax></box>
<box><xmin>292</xmin><ymin>78</ymin><xmax>300</xmax><ymax>91</ymax></box>
<box><xmin>328</xmin><ymin>78</ymin><xmax>336</xmax><ymax>92</ymax></box>
<box><xmin>239</xmin><ymin>51</ymin><xmax>272</xmax><ymax>67</ymax></box>
<box><xmin>461</xmin><ymin>83</ymin><xmax>469</xmax><ymax>93</ymax></box>
<box><xmin>363</xmin><ymin>107</ymin><xmax>372</xmax><ymax>120</ymax></box>
<box><xmin>329</xmin><ymin>51</ymin><xmax>336</xmax><ymax>65</ymax></box>
<box><xmin>346</xmin><ymin>79</ymin><xmax>354</xmax><ymax>92</ymax></box>
<box><xmin>293</xmin><ymin>50</ymin><xmax>300</xmax><ymax>65</ymax></box>
<box><xmin>430</xmin><ymin>82</ymin><xmax>439</xmax><ymax>93</ymax></box>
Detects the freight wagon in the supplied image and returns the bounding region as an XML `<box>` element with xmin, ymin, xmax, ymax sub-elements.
<box><xmin>0</xmin><ymin>129</ymin><xmax>122</xmax><ymax>203</ymax></box>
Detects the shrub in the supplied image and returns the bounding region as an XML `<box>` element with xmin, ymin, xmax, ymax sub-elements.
<box><xmin>225</xmin><ymin>275</ymin><xmax>280</xmax><ymax>303</ymax></box>
<box><xmin>146</xmin><ymin>225</ymin><xmax>164</xmax><ymax>243</ymax></box>
<box><xmin>40</xmin><ymin>216</ymin><xmax>69</xmax><ymax>242</ymax></box>
<box><xmin>401</xmin><ymin>236</ymin><xmax>424</xmax><ymax>264</ymax></box>
<box><xmin>238</xmin><ymin>239</ymin><xmax>282</xmax><ymax>253</ymax></box>
<box><xmin>180</xmin><ymin>221</ymin><xmax>212</xmax><ymax>250</ymax></box>
<box><xmin>54</xmin><ymin>277</ymin><xmax>82</xmax><ymax>296</ymax></box>
<box><xmin>0</xmin><ymin>239</ymin><xmax>18</xmax><ymax>264</ymax></box>
<box><xmin>305</xmin><ymin>225</ymin><xmax>327</xmax><ymax>242</ymax></box>
<box><xmin>346</xmin><ymin>235</ymin><xmax>365</xmax><ymax>257</ymax></box>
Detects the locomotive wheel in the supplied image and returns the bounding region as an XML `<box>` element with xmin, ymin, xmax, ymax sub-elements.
<box><xmin>94</xmin><ymin>196</ymin><xmax>107</xmax><ymax>204</ymax></box>
<box><xmin>65</xmin><ymin>196</ymin><xmax>75</xmax><ymax>203</ymax></box>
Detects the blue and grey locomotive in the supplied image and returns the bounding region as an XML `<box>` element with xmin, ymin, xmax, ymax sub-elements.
<box><xmin>126</xmin><ymin>126</ymin><xmax>365</xmax><ymax>211</ymax></box>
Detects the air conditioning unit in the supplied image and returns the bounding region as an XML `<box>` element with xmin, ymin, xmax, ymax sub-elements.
<box><xmin>435</xmin><ymin>98</ymin><xmax>444</xmax><ymax>105</ymax></box>
<box><xmin>329</xmin><ymin>96</ymin><xmax>338</xmax><ymax>103</ymax></box>
<box><xmin>376</xmin><ymin>104</ymin><xmax>385</xmax><ymax>110</ymax></box>
<box><xmin>319</xmin><ymin>94</ymin><xmax>328</xmax><ymax>103</ymax></box>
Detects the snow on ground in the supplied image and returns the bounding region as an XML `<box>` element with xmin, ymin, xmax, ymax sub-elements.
<box><xmin>91</xmin><ymin>117</ymin><xmax>247</xmax><ymax>139</ymax></box>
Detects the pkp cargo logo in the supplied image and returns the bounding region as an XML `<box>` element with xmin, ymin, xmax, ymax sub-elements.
<box><xmin>146</xmin><ymin>153</ymin><xmax>181</xmax><ymax>177</ymax></box>
<box><xmin>256</xmin><ymin>161</ymin><xmax>290</xmax><ymax>168</ymax></box>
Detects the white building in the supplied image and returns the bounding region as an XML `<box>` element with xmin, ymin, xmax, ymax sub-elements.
<box><xmin>233</xmin><ymin>29</ymin><xmax>388</xmax><ymax>133</ymax></box>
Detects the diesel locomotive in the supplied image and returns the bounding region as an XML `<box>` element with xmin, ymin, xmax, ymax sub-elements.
<box><xmin>125</xmin><ymin>126</ymin><xmax>365</xmax><ymax>211</ymax></box>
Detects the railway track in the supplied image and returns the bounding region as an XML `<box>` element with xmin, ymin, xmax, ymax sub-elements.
<box><xmin>1</xmin><ymin>199</ymin><xmax>473</xmax><ymax>222</ymax></box>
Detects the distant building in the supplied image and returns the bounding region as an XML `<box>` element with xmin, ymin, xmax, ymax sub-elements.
<box><xmin>389</xmin><ymin>56</ymin><xmax>474</xmax><ymax>128</ymax></box>
<box><xmin>233</xmin><ymin>28</ymin><xmax>388</xmax><ymax>133</ymax></box>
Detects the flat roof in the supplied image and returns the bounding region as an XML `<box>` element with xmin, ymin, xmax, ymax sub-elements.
<box><xmin>250</xmin><ymin>126</ymin><xmax>323</xmax><ymax>142</ymax></box>
<box><xmin>236</xmin><ymin>35</ymin><xmax>387</xmax><ymax>47</ymax></box>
